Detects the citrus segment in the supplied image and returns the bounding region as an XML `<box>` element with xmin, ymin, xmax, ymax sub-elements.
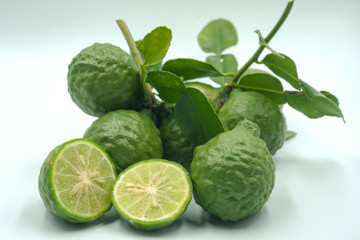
<box><xmin>112</xmin><ymin>159</ymin><xmax>192</xmax><ymax>230</ymax></box>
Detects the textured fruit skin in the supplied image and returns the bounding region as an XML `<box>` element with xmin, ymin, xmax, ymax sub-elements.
<box><xmin>190</xmin><ymin>124</ymin><xmax>275</xmax><ymax>221</ymax></box>
<box><xmin>68</xmin><ymin>43</ymin><xmax>144</xmax><ymax>117</ymax></box>
<box><xmin>84</xmin><ymin>110</ymin><xmax>163</xmax><ymax>172</ymax></box>
<box><xmin>218</xmin><ymin>90</ymin><xmax>287</xmax><ymax>155</ymax></box>
<box><xmin>160</xmin><ymin>113</ymin><xmax>195</xmax><ymax>170</ymax></box>
<box><xmin>111</xmin><ymin>159</ymin><xmax>193</xmax><ymax>231</ymax></box>
<box><xmin>38</xmin><ymin>139</ymin><xmax>115</xmax><ymax>223</ymax></box>
<box><xmin>185</xmin><ymin>82</ymin><xmax>225</xmax><ymax>112</ymax></box>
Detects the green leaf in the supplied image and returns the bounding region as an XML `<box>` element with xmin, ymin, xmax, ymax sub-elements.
<box><xmin>299</xmin><ymin>79</ymin><xmax>321</xmax><ymax>97</ymax></box>
<box><xmin>146</xmin><ymin>71</ymin><xmax>185</xmax><ymax>103</ymax></box>
<box><xmin>206</xmin><ymin>54</ymin><xmax>238</xmax><ymax>86</ymax></box>
<box><xmin>255</xmin><ymin>30</ymin><xmax>282</xmax><ymax>58</ymax></box>
<box><xmin>137</xmin><ymin>26</ymin><xmax>172</xmax><ymax>66</ymax></box>
<box><xmin>175</xmin><ymin>88</ymin><xmax>225</xmax><ymax>146</ymax></box>
<box><xmin>320</xmin><ymin>91</ymin><xmax>340</xmax><ymax>105</ymax></box>
<box><xmin>239</xmin><ymin>68</ymin><xmax>272</xmax><ymax>79</ymax></box>
<box><xmin>285</xmin><ymin>131</ymin><xmax>297</xmax><ymax>140</ymax></box>
<box><xmin>284</xmin><ymin>91</ymin><xmax>324</xmax><ymax>118</ymax></box>
<box><xmin>237</xmin><ymin>73</ymin><xmax>286</xmax><ymax>104</ymax></box>
<box><xmin>197</xmin><ymin>18</ymin><xmax>238</xmax><ymax>54</ymax></box>
<box><xmin>162</xmin><ymin>58</ymin><xmax>224</xmax><ymax>80</ymax></box>
<box><xmin>299</xmin><ymin>80</ymin><xmax>344</xmax><ymax>119</ymax></box>
<box><xmin>260</xmin><ymin>53</ymin><xmax>301</xmax><ymax>90</ymax></box>
<box><xmin>147</xmin><ymin>61</ymin><xmax>162</xmax><ymax>71</ymax></box>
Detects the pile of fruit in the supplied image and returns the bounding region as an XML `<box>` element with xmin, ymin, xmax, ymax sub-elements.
<box><xmin>38</xmin><ymin>0</ymin><xmax>343</xmax><ymax>231</ymax></box>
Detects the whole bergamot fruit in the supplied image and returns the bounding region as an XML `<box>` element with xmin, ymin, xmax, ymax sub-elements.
<box><xmin>218</xmin><ymin>90</ymin><xmax>287</xmax><ymax>155</ymax></box>
<box><xmin>83</xmin><ymin>110</ymin><xmax>163</xmax><ymax>172</ymax></box>
<box><xmin>160</xmin><ymin>111</ymin><xmax>195</xmax><ymax>170</ymax></box>
<box><xmin>185</xmin><ymin>82</ymin><xmax>225</xmax><ymax>112</ymax></box>
<box><xmin>190</xmin><ymin>120</ymin><xmax>275</xmax><ymax>221</ymax></box>
<box><xmin>68</xmin><ymin>43</ymin><xmax>144</xmax><ymax>117</ymax></box>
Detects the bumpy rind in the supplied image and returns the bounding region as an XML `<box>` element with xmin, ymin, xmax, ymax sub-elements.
<box><xmin>190</xmin><ymin>124</ymin><xmax>275</xmax><ymax>221</ymax></box>
<box><xmin>218</xmin><ymin>90</ymin><xmax>287</xmax><ymax>155</ymax></box>
<box><xmin>83</xmin><ymin>110</ymin><xmax>163</xmax><ymax>172</ymax></box>
<box><xmin>160</xmin><ymin>113</ymin><xmax>195</xmax><ymax>170</ymax></box>
<box><xmin>67</xmin><ymin>43</ymin><xmax>144</xmax><ymax>117</ymax></box>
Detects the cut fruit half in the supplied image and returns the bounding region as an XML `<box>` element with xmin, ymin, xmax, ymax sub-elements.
<box><xmin>111</xmin><ymin>159</ymin><xmax>192</xmax><ymax>230</ymax></box>
<box><xmin>38</xmin><ymin>138</ymin><xmax>117</xmax><ymax>223</ymax></box>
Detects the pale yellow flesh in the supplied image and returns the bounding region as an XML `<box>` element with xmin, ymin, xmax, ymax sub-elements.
<box><xmin>113</xmin><ymin>162</ymin><xmax>190</xmax><ymax>221</ymax></box>
<box><xmin>51</xmin><ymin>141</ymin><xmax>116</xmax><ymax>217</ymax></box>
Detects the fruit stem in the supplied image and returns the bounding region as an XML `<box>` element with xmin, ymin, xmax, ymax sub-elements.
<box><xmin>229</xmin><ymin>0</ymin><xmax>294</xmax><ymax>86</ymax></box>
<box><xmin>116</xmin><ymin>19</ymin><xmax>156</xmax><ymax>107</ymax></box>
<box><xmin>116</xmin><ymin>20</ymin><xmax>144</xmax><ymax>74</ymax></box>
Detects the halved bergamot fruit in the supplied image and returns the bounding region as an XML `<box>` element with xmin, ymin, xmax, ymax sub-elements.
<box><xmin>38</xmin><ymin>138</ymin><xmax>116</xmax><ymax>223</ymax></box>
<box><xmin>111</xmin><ymin>159</ymin><xmax>192</xmax><ymax>230</ymax></box>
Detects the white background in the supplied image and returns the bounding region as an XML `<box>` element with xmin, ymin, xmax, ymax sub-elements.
<box><xmin>1</xmin><ymin>0</ymin><xmax>359</xmax><ymax>239</ymax></box>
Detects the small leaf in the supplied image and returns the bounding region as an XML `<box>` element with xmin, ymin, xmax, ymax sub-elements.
<box><xmin>175</xmin><ymin>88</ymin><xmax>225</xmax><ymax>146</ymax></box>
<box><xmin>197</xmin><ymin>19</ymin><xmax>238</xmax><ymax>54</ymax></box>
<box><xmin>239</xmin><ymin>68</ymin><xmax>272</xmax><ymax>79</ymax></box>
<box><xmin>146</xmin><ymin>71</ymin><xmax>185</xmax><ymax>103</ymax></box>
<box><xmin>285</xmin><ymin>131</ymin><xmax>297</xmax><ymax>140</ymax></box>
<box><xmin>237</xmin><ymin>73</ymin><xmax>286</xmax><ymax>104</ymax></box>
<box><xmin>137</xmin><ymin>26</ymin><xmax>172</xmax><ymax>66</ymax></box>
<box><xmin>284</xmin><ymin>91</ymin><xmax>324</xmax><ymax>118</ymax></box>
<box><xmin>299</xmin><ymin>80</ymin><xmax>344</xmax><ymax>119</ymax></box>
<box><xmin>299</xmin><ymin>79</ymin><xmax>320</xmax><ymax>97</ymax></box>
<box><xmin>320</xmin><ymin>91</ymin><xmax>339</xmax><ymax>106</ymax></box>
<box><xmin>147</xmin><ymin>61</ymin><xmax>162</xmax><ymax>71</ymax></box>
<box><xmin>255</xmin><ymin>30</ymin><xmax>283</xmax><ymax>58</ymax></box>
<box><xmin>206</xmin><ymin>54</ymin><xmax>238</xmax><ymax>86</ymax></box>
<box><xmin>162</xmin><ymin>58</ymin><xmax>224</xmax><ymax>80</ymax></box>
<box><xmin>310</xmin><ymin>96</ymin><xmax>344</xmax><ymax>118</ymax></box>
<box><xmin>260</xmin><ymin>53</ymin><xmax>301</xmax><ymax>90</ymax></box>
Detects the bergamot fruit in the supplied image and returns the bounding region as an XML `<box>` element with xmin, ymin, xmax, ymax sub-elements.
<box><xmin>111</xmin><ymin>159</ymin><xmax>192</xmax><ymax>231</ymax></box>
<box><xmin>160</xmin><ymin>111</ymin><xmax>195</xmax><ymax>170</ymax></box>
<box><xmin>38</xmin><ymin>139</ymin><xmax>116</xmax><ymax>223</ymax></box>
<box><xmin>218</xmin><ymin>90</ymin><xmax>287</xmax><ymax>155</ymax></box>
<box><xmin>190</xmin><ymin>121</ymin><xmax>275</xmax><ymax>221</ymax></box>
<box><xmin>83</xmin><ymin>110</ymin><xmax>163</xmax><ymax>172</ymax></box>
<box><xmin>67</xmin><ymin>43</ymin><xmax>144</xmax><ymax>117</ymax></box>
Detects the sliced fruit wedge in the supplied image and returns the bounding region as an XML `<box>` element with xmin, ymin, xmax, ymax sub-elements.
<box><xmin>112</xmin><ymin>159</ymin><xmax>192</xmax><ymax>230</ymax></box>
<box><xmin>38</xmin><ymin>138</ymin><xmax>116</xmax><ymax>223</ymax></box>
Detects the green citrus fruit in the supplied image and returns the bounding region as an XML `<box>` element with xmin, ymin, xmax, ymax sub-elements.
<box><xmin>190</xmin><ymin>122</ymin><xmax>275</xmax><ymax>221</ymax></box>
<box><xmin>185</xmin><ymin>82</ymin><xmax>225</xmax><ymax>112</ymax></box>
<box><xmin>218</xmin><ymin>90</ymin><xmax>287</xmax><ymax>155</ymax></box>
<box><xmin>38</xmin><ymin>139</ymin><xmax>117</xmax><ymax>223</ymax></box>
<box><xmin>83</xmin><ymin>110</ymin><xmax>163</xmax><ymax>172</ymax></box>
<box><xmin>112</xmin><ymin>159</ymin><xmax>193</xmax><ymax>231</ymax></box>
<box><xmin>67</xmin><ymin>43</ymin><xmax>144</xmax><ymax>117</ymax></box>
<box><xmin>159</xmin><ymin>112</ymin><xmax>195</xmax><ymax>170</ymax></box>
